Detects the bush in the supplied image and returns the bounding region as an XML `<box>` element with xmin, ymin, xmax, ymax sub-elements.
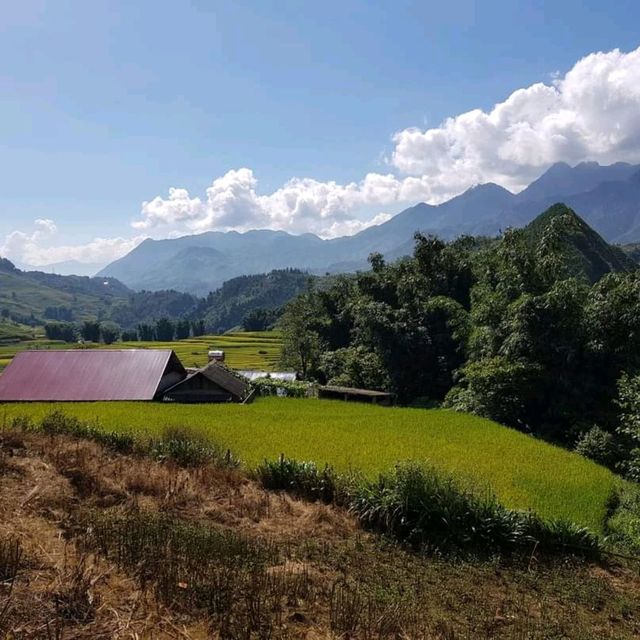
<box><xmin>40</xmin><ymin>410</ymin><xmax>136</xmax><ymax>453</ymax></box>
<box><xmin>575</xmin><ymin>426</ymin><xmax>621</xmax><ymax>467</ymax></box>
<box><xmin>256</xmin><ymin>457</ymin><xmax>601</xmax><ymax>557</ymax></box>
<box><xmin>606</xmin><ymin>484</ymin><xmax>640</xmax><ymax>553</ymax></box>
<box><xmin>257</xmin><ymin>455</ymin><xmax>338</xmax><ymax>503</ymax></box>
<box><xmin>9</xmin><ymin>415</ymin><xmax>35</xmax><ymax>432</ymax></box>
<box><xmin>41</xmin><ymin>410</ymin><xmax>82</xmax><ymax>435</ymax></box>
<box><xmin>444</xmin><ymin>357</ymin><xmax>543</xmax><ymax>429</ymax></box>
<box><xmin>252</xmin><ymin>377</ymin><xmax>312</xmax><ymax>398</ymax></box>
<box><xmin>99</xmin><ymin>321</ymin><xmax>121</xmax><ymax>345</ymax></box>
<box><xmin>150</xmin><ymin>426</ymin><xmax>239</xmax><ymax>468</ymax></box>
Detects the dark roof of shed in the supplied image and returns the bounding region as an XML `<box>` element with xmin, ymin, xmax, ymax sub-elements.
<box><xmin>319</xmin><ymin>385</ymin><xmax>392</xmax><ymax>398</ymax></box>
<box><xmin>165</xmin><ymin>362</ymin><xmax>251</xmax><ymax>400</ymax></box>
<box><xmin>0</xmin><ymin>349</ymin><xmax>185</xmax><ymax>402</ymax></box>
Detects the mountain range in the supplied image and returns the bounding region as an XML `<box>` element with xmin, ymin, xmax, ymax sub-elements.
<box><xmin>92</xmin><ymin>160</ymin><xmax>640</xmax><ymax>294</ymax></box>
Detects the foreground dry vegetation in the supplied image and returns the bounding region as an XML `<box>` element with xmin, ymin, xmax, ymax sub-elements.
<box><xmin>2</xmin><ymin>427</ymin><xmax>640</xmax><ymax>639</ymax></box>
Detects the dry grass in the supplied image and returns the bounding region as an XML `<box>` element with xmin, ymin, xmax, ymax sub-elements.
<box><xmin>1</xmin><ymin>428</ymin><xmax>640</xmax><ymax>638</ymax></box>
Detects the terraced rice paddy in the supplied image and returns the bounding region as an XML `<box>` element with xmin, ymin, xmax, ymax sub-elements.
<box><xmin>0</xmin><ymin>331</ymin><xmax>282</xmax><ymax>372</ymax></box>
<box><xmin>0</xmin><ymin>397</ymin><xmax>619</xmax><ymax>533</ymax></box>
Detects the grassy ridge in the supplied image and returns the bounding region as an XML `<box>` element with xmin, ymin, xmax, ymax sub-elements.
<box><xmin>0</xmin><ymin>331</ymin><xmax>282</xmax><ymax>372</ymax></box>
<box><xmin>1</xmin><ymin>397</ymin><xmax>618</xmax><ymax>533</ymax></box>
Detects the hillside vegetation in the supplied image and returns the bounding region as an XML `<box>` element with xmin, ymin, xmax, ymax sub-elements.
<box><xmin>3</xmin><ymin>427</ymin><xmax>639</xmax><ymax>638</ymax></box>
<box><xmin>522</xmin><ymin>203</ymin><xmax>635</xmax><ymax>282</ymax></box>
<box><xmin>198</xmin><ymin>269</ymin><xmax>317</xmax><ymax>331</ymax></box>
<box><xmin>1</xmin><ymin>398</ymin><xmax>618</xmax><ymax>532</ymax></box>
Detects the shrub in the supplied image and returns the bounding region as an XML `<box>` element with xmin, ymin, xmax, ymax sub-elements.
<box><xmin>257</xmin><ymin>455</ymin><xmax>338</xmax><ymax>503</ymax></box>
<box><xmin>9</xmin><ymin>415</ymin><xmax>35</xmax><ymax>432</ymax></box>
<box><xmin>257</xmin><ymin>458</ymin><xmax>601</xmax><ymax>557</ymax></box>
<box><xmin>444</xmin><ymin>357</ymin><xmax>543</xmax><ymax>429</ymax></box>
<box><xmin>618</xmin><ymin>448</ymin><xmax>640</xmax><ymax>483</ymax></box>
<box><xmin>39</xmin><ymin>411</ymin><xmax>135</xmax><ymax>453</ymax></box>
<box><xmin>349</xmin><ymin>463</ymin><xmax>522</xmax><ymax>552</ymax></box>
<box><xmin>41</xmin><ymin>410</ymin><xmax>82</xmax><ymax>436</ymax></box>
<box><xmin>252</xmin><ymin>377</ymin><xmax>312</xmax><ymax>398</ymax></box>
<box><xmin>575</xmin><ymin>425</ymin><xmax>621</xmax><ymax>467</ymax></box>
<box><xmin>150</xmin><ymin>426</ymin><xmax>240</xmax><ymax>468</ymax></box>
<box><xmin>606</xmin><ymin>484</ymin><xmax>640</xmax><ymax>553</ymax></box>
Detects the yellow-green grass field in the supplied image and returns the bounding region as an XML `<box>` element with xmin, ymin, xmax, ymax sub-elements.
<box><xmin>0</xmin><ymin>398</ymin><xmax>618</xmax><ymax>534</ymax></box>
<box><xmin>0</xmin><ymin>331</ymin><xmax>282</xmax><ymax>372</ymax></box>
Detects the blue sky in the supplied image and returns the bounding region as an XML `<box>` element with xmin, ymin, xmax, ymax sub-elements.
<box><xmin>1</xmin><ymin>0</ymin><xmax>640</xmax><ymax>269</ymax></box>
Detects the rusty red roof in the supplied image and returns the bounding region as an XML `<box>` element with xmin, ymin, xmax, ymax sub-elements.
<box><xmin>0</xmin><ymin>349</ymin><xmax>186</xmax><ymax>402</ymax></box>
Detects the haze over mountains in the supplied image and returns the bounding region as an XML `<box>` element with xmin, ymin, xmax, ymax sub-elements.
<box><xmin>99</xmin><ymin>161</ymin><xmax>640</xmax><ymax>295</ymax></box>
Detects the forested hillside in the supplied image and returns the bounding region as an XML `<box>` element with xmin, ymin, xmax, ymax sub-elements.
<box><xmin>0</xmin><ymin>257</ymin><xmax>319</xmax><ymax>336</ymax></box>
<box><xmin>279</xmin><ymin>204</ymin><xmax>640</xmax><ymax>479</ymax></box>
<box><xmin>197</xmin><ymin>269</ymin><xmax>323</xmax><ymax>332</ymax></box>
<box><xmin>0</xmin><ymin>257</ymin><xmax>199</xmax><ymax>329</ymax></box>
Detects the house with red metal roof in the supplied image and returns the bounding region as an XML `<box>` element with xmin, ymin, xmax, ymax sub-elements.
<box><xmin>0</xmin><ymin>349</ymin><xmax>186</xmax><ymax>402</ymax></box>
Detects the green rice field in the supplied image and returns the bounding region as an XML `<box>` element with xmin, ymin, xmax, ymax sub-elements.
<box><xmin>0</xmin><ymin>331</ymin><xmax>282</xmax><ymax>372</ymax></box>
<box><xmin>0</xmin><ymin>398</ymin><xmax>618</xmax><ymax>533</ymax></box>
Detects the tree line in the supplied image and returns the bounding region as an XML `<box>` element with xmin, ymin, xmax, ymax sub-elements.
<box><xmin>44</xmin><ymin>317</ymin><xmax>207</xmax><ymax>345</ymax></box>
<box><xmin>278</xmin><ymin>205</ymin><xmax>640</xmax><ymax>479</ymax></box>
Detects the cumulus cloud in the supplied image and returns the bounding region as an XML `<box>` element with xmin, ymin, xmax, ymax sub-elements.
<box><xmin>391</xmin><ymin>46</ymin><xmax>640</xmax><ymax>200</ymax></box>
<box><xmin>0</xmin><ymin>219</ymin><xmax>145</xmax><ymax>268</ymax></box>
<box><xmin>133</xmin><ymin>168</ymin><xmax>414</xmax><ymax>238</ymax></box>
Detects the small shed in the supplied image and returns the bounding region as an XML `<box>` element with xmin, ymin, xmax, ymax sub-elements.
<box><xmin>163</xmin><ymin>362</ymin><xmax>251</xmax><ymax>404</ymax></box>
<box><xmin>208</xmin><ymin>350</ymin><xmax>225</xmax><ymax>363</ymax></box>
<box><xmin>318</xmin><ymin>385</ymin><xmax>393</xmax><ymax>406</ymax></box>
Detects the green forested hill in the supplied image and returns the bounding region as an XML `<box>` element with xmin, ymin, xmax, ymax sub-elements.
<box><xmin>0</xmin><ymin>258</ymin><xmax>130</xmax><ymax>324</ymax></box>
<box><xmin>0</xmin><ymin>258</ymin><xmax>200</xmax><ymax>328</ymax></box>
<box><xmin>199</xmin><ymin>269</ymin><xmax>318</xmax><ymax>331</ymax></box>
<box><xmin>521</xmin><ymin>203</ymin><xmax>636</xmax><ymax>282</ymax></box>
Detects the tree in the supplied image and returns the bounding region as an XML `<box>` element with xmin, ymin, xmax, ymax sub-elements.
<box><xmin>137</xmin><ymin>323</ymin><xmax>155</xmax><ymax>341</ymax></box>
<box><xmin>175</xmin><ymin>319</ymin><xmax>191</xmax><ymax>340</ymax></box>
<box><xmin>444</xmin><ymin>357</ymin><xmax>544</xmax><ymax>430</ymax></box>
<box><xmin>279</xmin><ymin>294</ymin><xmax>322</xmax><ymax>378</ymax></box>
<box><xmin>44</xmin><ymin>321</ymin><xmax>77</xmax><ymax>342</ymax></box>
<box><xmin>44</xmin><ymin>306</ymin><xmax>73</xmax><ymax>321</ymax></box>
<box><xmin>242</xmin><ymin>308</ymin><xmax>279</xmax><ymax>331</ymax></box>
<box><xmin>154</xmin><ymin>317</ymin><xmax>175</xmax><ymax>341</ymax></box>
<box><xmin>121</xmin><ymin>329</ymin><xmax>139</xmax><ymax>341</ymax></box>
<box><xmin>320</xmin><ymin>346</ymin><xmax>389</xmax><ymax>390</ymax></box>
<box><xmin>99</xmin><ymin>321</ymin><xmax>121</xmax><ymax>345</ymax></box>
<box><xmin>616</xmin><ymin>373</ymin><xmax>640</xmax><ymax>481</ymax></box>
<box><xmin>81</xmin><ymin>320</ymin><xmax>100</xmax><ymax>343</ymax></box>
<box><xmin>191</xmin><ymin>319</ymin><xmax>206</xmax><ymax>336</ymax></box>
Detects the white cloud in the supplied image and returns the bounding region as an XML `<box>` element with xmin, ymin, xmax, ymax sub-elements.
<box><xmin>391</xmin><ymin>46</ymin><xmax>640</xmax><ymax>199</ymax></box>
<box><xmin>0</xmin><ymin>219</ymin><xmax>145</xmax><ymax>269</ymax></box>
<box><xmin>133</xmin><ymin>168</ymin><xmax>413</xmax><ymax>238</ymax></box>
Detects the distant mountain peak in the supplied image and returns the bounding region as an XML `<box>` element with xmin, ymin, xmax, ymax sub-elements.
<box><xmin>463</xmin><ymin>181</ymin><xmax>512</xmax><ymax>194</ymax></box>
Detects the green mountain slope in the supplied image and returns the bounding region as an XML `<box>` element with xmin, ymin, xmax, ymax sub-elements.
<box><xmin>199</xmin><ymin>269</ymin><xmax>316</xmax><ymax>331</ymax></box>
<box><xmin>522</xmin><ymin>203</ymin><xmax>636</xmax><ymax>282</ymax></box>
<box><xmin>0</xmin><ymin>258</ymin><xmax>200</xmax><ymax>329</ymax></box>
<box><xmin>0</xmin><ymin>258</ymin><xmax>130</xmax><ymax>324</ymax></box>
